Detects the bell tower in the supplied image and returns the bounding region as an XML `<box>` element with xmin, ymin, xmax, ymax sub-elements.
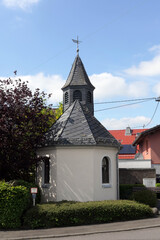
<box><xmin>62</xmin><ymin>52</ymin><xmax>95</xmax><ymax>115</ymax></box>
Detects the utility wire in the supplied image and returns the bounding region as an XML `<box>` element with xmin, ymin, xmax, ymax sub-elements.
<box><xmin>94</xmin><ymin>99</ymin><xmax>153</xmax><ymax>112</ymax></box>
<box><xmin>130</xmin><ymin>102</ymin><xmax>160</xmax><ymax>129</ymax></box>
<box><xmin>26</xmin><ymin>45</ymin><xmax>73</xmax><ymax>75</ymax></box>
<box><xmin>143</xmin><ymin>102</ymin><xmax>159</xmax><ymax>127</ymax></box>
<box><xmin>24</xmin><ymin>0</ymin><xmax>146</xmax><ymax>75</ymax></box>
<box><xmin>94</xmin><ymin>97</ymin><xmax>156</xmax><ymax>105</ymax></box>
<box><xmin>52</xmin><ymin>97</ymin><xmax>156</xmax><ymax>108</ymax></box>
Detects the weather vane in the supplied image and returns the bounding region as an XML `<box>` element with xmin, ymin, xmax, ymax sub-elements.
<box><xmin>72</xmin><ymin>36</ymin><xmax>82</xmax><ymax>54</ymax></box>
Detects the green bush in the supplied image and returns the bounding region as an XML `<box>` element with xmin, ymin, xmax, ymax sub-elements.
<box><xmin>23</xmin><ymin>200</ymin><xmax>153</xmax><ymax>229</ymax></box>
<box><xmin>120</xmin><ymin>184</ymin><xmax>145</xmax><ymax>199</ymax></box>
<box><xmin>9</xmin><ymin>179</ymin><xmax>41</xmax><ymax>205</ymax></box>
<box><xmin>155</xmin><ymin>184</ymin><xmax>160</xmax><ymax>198</ymax></box>
<box><xmin>132</xmin><ymin>189</ymin><xmax>157</xmax><ymax>207</ymax></box>
<box><xmin>0</xmin><ymin>181</ymin><xmax>30</xmax><ymax>229</ymax></box>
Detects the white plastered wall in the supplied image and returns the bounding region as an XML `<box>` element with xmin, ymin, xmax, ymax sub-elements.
<box><xmin>56</xmin><ymin>146</ymin><xmax>94</xmax><ymax>202</ymax></box>
<box><xmin>37</xmin><ymin>145</ymin><xmax>119</xmax><ymax>202</ymax></box>
<box><xmin>119</xmin><ymin>159</ymin><xmax>151</xmax><ymax>169</ymax></box>
<box><xmin>93</xmin><ymin>147</ymin><xmax>118</xmax><ymax>201</ymax></box>
<box><xmin>152</xmin><ymin>164</ymin><xmax>160</xmax><ymax>175</ymax></box>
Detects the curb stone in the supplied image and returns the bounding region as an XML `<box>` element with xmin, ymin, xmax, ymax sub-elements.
<box><xmin>4</xmin><ymin>225</ymin><xmax>160</xmax><ymax>240</ymax></box>
<box><xmin>1</xmin><ymin>217</ymin><xmax>160</xmax><ymax>240</ymax></box>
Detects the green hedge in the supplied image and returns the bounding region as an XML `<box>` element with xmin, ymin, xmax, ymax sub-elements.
<box><xmin>23</xmin><ymin>200</ymin><xmax>153</xmax><ymax>229</ymax></box>
<box><xmin>120</xmin><ymin>184</ymin><xmax>145</xmax><ymax>199</ymax></box>
<box><xmin>132</xmin><ymin>189</ymin><xmax>157</xmax><ymax>207</ymax></box>
<box><xmin>156</xmin><ymin>183</ymin><xmax>160</xmax><ymax>187</ymax></box>
<box><xmin>9</xmin><ymin>179</ymin><xmax>41</xmax><ymax>205</ymax></box>
<box><xmin>0</xmin><ymin>181</ymin><xmax>30</xmax><ymax>229</ymax></box>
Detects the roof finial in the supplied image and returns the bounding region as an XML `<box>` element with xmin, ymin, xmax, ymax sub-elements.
<box><xmin>72</xmin><ymin>36</ymin><xmax>82</xmax><ymax>54</ymax></box>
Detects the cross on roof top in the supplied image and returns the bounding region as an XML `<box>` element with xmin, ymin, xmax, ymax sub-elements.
<box><xmin>72</xmin><ymin>36</ymin><xmax>82</xmax><ymax>54</ymax></box>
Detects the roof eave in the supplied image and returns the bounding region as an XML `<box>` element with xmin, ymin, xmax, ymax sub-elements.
<box><xmin>133</xmin><ymin>124</ymin><xmax>160</xmax><ymax>145</ymax></box>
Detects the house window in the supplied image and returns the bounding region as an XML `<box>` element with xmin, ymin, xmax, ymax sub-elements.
<box><xmin>44</xmin><ymin>158</ymin><xmax>50</xmax><ymax>184</ymax></box>
<box><xmin>65</xmin><ymin>92</ymin><xmax>69</xmax><ymax>104</ymax></box>
<box><xmin>73</xmin><ymin>90</ymin><xmax>82</xmax><ymax>102</ymax></box>
<box><xmin>102</xmin><ymin>157</ymin><xmax>110</xmax><ymax>184</ymax></box>
<box><xmin>87</xmin><ymin>91</ymin><xmax>92</xmax><ymax>103</ymax></box>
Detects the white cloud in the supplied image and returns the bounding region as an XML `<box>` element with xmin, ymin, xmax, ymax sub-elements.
<box><xmin>90</xmin><ymin>73</ymin><xmax>148</xmax><ymax>101</ymax></box>
<box><xmin>125</xmin><ymin>55</ymin><xmax>160</xmax><ymax>76</ymax></box>
<box><xmin>0</xmin><ymin>71</ymin><xmax>149</xmax><ymax>104</ymax></box>
<box><xmin>102</xmin><ymin>116</ymin><xmax>150</xmax><ymax>130</ymax></box>
<box><xmin>90</xmin><ymin>73</ymin><xmax>126</xmax><ymax>100</ymax></box>
<box><xmin>2</xmin><ymin>0</ymin><xmax>40</xmax><ymax>10</ymax></box>
<box><xmin>127</xmin><ymin>81</ymin><xmax>149</xmax><ymax>98</ymax></box>
<box><xmin>20</xmin><ymin>73</ymin><xmax>65</xmax><ymax>105</ymax></box>
<box><xmin>125</xmin><ymin>45</ymin><xmax>160</xmax><ymax>76</ymax></box>
<box><xmin>149</xmin><ymin>44</ymin><xmax>160</xmax><ymax>53</ymax></box>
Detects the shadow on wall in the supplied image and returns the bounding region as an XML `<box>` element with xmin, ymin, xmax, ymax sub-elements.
<box><xmin>37</xmin><ymin>153</ymin><xmax>57</xmax><ymax>203</ymax></box>
<box><xmin>58</xmin><ymin>161</ymin><xmax>93</xmax><ymax>202</ymax></box>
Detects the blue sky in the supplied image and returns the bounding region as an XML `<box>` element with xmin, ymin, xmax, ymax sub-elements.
<box><xmin>1</xmin><ymin>0</ymin><xmax>160</xmax><ymax>130</ymax></box>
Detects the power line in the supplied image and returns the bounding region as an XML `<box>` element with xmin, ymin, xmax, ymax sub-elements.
<box><xmin>144</xmin><ymin>102</ymin><xmax>159</xmax><ymax>127</ymax></box>
<box><xmin>24</xmin><ymin>45</ymin><xmax>73</xmax><ymax>75</ymax></box>
<box><xmin>128</xmin><ymin>101</ymin><xmax>160</xmax><ymax>129</ymax></box>
<box><xmin>24</xmin><ymin>0</ymin><xmax>146</xmax><ymax>75</ymax></box>
<box><xmin>94</xmin><ymin>97</ymin><xmax>156</xmax><ymax>105</ymax></box>
<box><xmin>52</xmin><ymin>97</ymin><xmax>156</xmax><ymax>108</ymax></box>
<box><xmin>52</xmin><ymin>97</ymin><xmax>159</xmax><ymax>129</ymax></box>
<box><xmin>94</xmin><ymin>99</ymin><xmax>153</xmax><ymax>112</ymax></box>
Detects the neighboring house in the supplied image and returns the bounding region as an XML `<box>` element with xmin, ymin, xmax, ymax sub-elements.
<box><xmin>109</xmin><ymin>127</ymin><xmax>156</xmax><ymax>185</ymax></box>
<box><xmin>37</xmin><ymin>52</ymin><xmax>120</xmax><ymax>202</ymax></box>
<box><xmin>109</xmin><ymin>127</ymin><xmax>150</xmax><ymax>169</ymax></box>
<box><xmin>133</xmin><ymin>125</ymin><xmax>160</xmax><ymax>182</ymax></box>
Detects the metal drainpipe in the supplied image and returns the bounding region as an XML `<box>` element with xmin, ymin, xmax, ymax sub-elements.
<box><xmin>116</xmin><ymin>146</ymin><xmax>121</xmax><ymax>200</ymax></box>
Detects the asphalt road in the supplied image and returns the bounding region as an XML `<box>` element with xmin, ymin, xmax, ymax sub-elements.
<box><xmin>40</xmin><ymin>227</ymin><xmax>160</xmax><ymax>240</ymax></box>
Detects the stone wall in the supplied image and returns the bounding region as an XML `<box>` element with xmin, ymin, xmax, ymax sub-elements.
<box><xmin>119</xmin><ymin>168</ymin><xmax>156</xmax><ymax>184</ymax></box>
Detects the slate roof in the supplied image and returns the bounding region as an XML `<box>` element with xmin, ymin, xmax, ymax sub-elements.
<box><xmin>119</xmin><ymin>144</ymin><xmax>136</xmax><ymax>154</ymax></box>
<box><xmin>62</xmin><ymin>54</ymin><xmax>95</xmax><ymax>90</ymax></box>
<box><xmin>44</xmin><ymin>100</ymin><xmax>120</xmax><ymax>147</ymax></box>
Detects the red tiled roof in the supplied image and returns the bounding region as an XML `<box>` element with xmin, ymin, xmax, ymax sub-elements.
<box><xmin>109</xmin><ymin>129</ymin><xmax>147</xmax><ymax>145</ymax></box>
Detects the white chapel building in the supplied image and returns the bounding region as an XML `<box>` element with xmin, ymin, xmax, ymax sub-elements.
<box><xmin>37</xmin><ymin>51</ymin><xmax>120</xmax><ymax>202</ymax></box>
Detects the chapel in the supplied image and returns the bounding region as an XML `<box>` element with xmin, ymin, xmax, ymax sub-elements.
<box><xmin>37</xmin><ymin>49</ymin><xmax>120</xmax><ymax>202</ymax></box>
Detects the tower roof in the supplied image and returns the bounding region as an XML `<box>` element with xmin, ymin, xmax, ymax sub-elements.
<box><xmin>43</xmin><ymin>100</ymin><xmax>120</xmax><ymax>147</ymax></box>
<box><xmin>62</xmin><ymin>54</ymin><xmax>95</xmax><ymax>90</ymax></box>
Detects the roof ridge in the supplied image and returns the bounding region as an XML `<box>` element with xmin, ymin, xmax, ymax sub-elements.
<box><xmin>46</xmin><ymin>102</ymin><xmax>76</xmax><ymax>141</ymax></box>
<box><xmin>70</xmin><ymin>55</ymin><xmax>78</xmax><ymax>86</ymax></box>
<box><xmin>77</xmin><ymin>101</ymin><xmax>97</xmax><ymax>144</ymax></box>
<box><xmin>57</xmin><ymin>101</ymin><xmax>77</xmax><ymax>139</ymax></box>
<box><xmin>82</xmin><ymin>106</ymin><xmax>119</xmax><ymax>145</ymax></box>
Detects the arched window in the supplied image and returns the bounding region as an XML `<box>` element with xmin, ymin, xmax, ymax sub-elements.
<box><xmin>87</xmin><ymin>91</ymin><xmax>92</xmax><ymax>103</ymax></box>
<box><xmin>44</xmin><ymin>157</ymin><xmax>50</xmax><ymax>184</ymax></box>
<box><xmin>65</xmin><ymin>92</ymin><xmax>69</xmax><ymax>104</ymax></box>
<box><xmin>102</xmin><ymin>157</ymin><xmax>110</xmax><ymax>184</ymax></box>
<box><xmin>73</xmin><ymin>90</ymin><xmax>82</xmax><ymax>102</ymax></box>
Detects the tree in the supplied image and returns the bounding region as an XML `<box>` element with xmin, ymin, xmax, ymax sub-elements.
<box><xmin>55</xmin><ymin>102</ymin><xmax>63</xmax><ymax>120</ymax></box>
<box><xmin>0</xmin><ymin>78</ymin><xmax>56</xmax><ymax>181</ymax></box>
